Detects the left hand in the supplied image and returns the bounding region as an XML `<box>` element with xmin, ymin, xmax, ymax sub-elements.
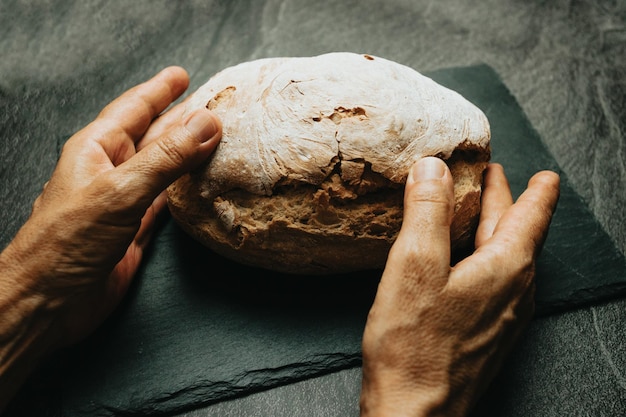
<box><xmin>0</xmin><ymin>66</ymin><xmax>222</xmax><ymax>352</ymax></box>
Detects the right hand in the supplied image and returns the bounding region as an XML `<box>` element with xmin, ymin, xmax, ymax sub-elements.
<box><xmin>360</xmin><ymin>157</ymin><xmax>560</xmax><ymax>417</ymax></box>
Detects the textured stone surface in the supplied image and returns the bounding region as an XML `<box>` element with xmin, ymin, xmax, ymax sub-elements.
<box><xmin>1</xmin><ymin>0</ymin><xmax>625</xmax><ymax>416</ymax></box>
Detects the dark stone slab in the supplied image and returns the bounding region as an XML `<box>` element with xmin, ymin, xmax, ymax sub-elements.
<box><xmin>428</xmin><ymin>65</ymin><xmax>626</xmax><ymax>315</ymax></box>
<box><xmin>45</xmin><ymin>64</ymin><xmax>625</xmax><ymax>416</ymax></box>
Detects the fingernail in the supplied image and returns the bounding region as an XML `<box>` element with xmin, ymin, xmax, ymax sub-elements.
<box><xmin>412</xmin><ymin>157</ymin><xmax>446</xmax><ymax>181</ymax></box>
<box><xmin>184</xmin><ymin>109</ymin><xmax>219</xmax><ymax>142</ymax></box>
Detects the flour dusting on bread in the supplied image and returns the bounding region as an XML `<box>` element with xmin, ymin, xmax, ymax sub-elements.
<box><xmin>167</xmin><ymin>52</ymin><xmax>491</xmax><ymax>274</ymax></box>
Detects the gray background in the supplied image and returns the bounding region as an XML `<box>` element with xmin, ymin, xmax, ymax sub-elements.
<box><xmin>1</xmin><ymin>1</ymin><xmax>625</xmax><ymax>416</ymax></box>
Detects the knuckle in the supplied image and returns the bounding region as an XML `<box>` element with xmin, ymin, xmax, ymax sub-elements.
<box><xmin>408</xmin><ymin>183</ymin><xmax>451</xmax><ymax>204</ymax></box>
<box><xmin>94</xmin><ymin>171</ymin><xmax>127</xmax><ymax>195</ymax></box>
<box><xmin>387</xmin><ymin>239</ymin><xmax>447</xmax><ymax>284</ymax></box>
<box><xmin>489</xmin><ymin>242</ymin><xmax>536</xmax><ymax>289</ymax></box>
<box><xmin>155</xmin><ymin>134</ymin><xmax>189</xmax><ymax>168</ymax></box>
<box><xmin>406</xmin><ymin>181</ymin><xmax>455</xmax><ymax>214</ymax></box>
<box><xmin>89</xmin><ymin>172</ymin><xmax>147</xmax><ymax>218</ymax></box>
<box><xmin>130</xmin><ymin>91</ymin><xmax>160</xmax><ymax>125</ymax></box>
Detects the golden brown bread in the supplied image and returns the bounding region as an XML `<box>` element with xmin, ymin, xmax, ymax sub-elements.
<box><xmin>167</xmin><ymin>53</ymin><xmax>491</xmax><ymax>274</ymax></box>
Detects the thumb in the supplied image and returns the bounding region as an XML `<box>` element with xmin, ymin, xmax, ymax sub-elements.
<box><xmin>392</xmin><ymin>157</ymin><xmax>455</xmax><ymax>268</ymax></box>
<box><xmin>111</xmin><ymin>107</ymin><xmax>222</xmax><ymax>207</ymax></box>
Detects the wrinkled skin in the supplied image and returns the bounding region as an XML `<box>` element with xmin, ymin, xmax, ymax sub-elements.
<box><xmin>360</xmin><ymin>157</ymin><xmax>560</xmax><ymax>417</ymax></box>
<box><xmin>0</xmin><ymin>67</ymin><xmax>222</xmax><ymax>410</ymax></box>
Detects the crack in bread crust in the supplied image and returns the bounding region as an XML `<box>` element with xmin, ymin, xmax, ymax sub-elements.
<box><xmin>168</xmin><ymin>156</ymin><xmax>488</xmax><ymax>275</ymax></box>
<box><xmin>167</xmin><ymin>53</ymin><xmax>491</xmax><ymax>274</ymax></box>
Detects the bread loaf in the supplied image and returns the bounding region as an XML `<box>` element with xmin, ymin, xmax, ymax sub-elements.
<box><xmin>167</xmin><ymin>52</ymin><xmax>491</xmax><ymax>275</ymax></box>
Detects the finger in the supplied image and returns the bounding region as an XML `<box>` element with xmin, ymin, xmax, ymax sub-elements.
<box><xmin>475</xmin><ymin>164</ymin><xmax>514</xmax><ymax>247</ymax></box>
<box><xmin>366</xmin><ymin>157</ymin><xmax>455</xmax><ymax>347</ymax></box>
<box><xmin>134</xmin><ymin>192</ymin><xmax>169</xmax><ymax>250</ymax></box>
<box><xmin>95</xmin><ymin>107</ymin><xmax>222</xmax><ymax>216</ymax></box>
<box><xmin>488</xmin><ymin>170</ymin><xmax>560</xmax><ymax>257</ymax></box>
<box><xmin>96</xmin><ymin>66</ymin><xmax>190</xmax><ymax>141</ymax></box>
<box><xmin>105</xmin><ymin>193</ymin><xmax>169</xmax><ymax>305</ymax></box>
<box><xmin>451</xmin><ymin>170</ymin><xmax>560</xmax><ymax>294</ymax></box>
<box><xmin>60</xmin><ymin>67</ymin><xmax>191</xmax><ymax>170</ymax></box>
<box><xmin>383</xmin><ymin>157</ymin><xmax>455</xmax><ymax>287</ymax></box>
<box><xmin>135</xmin><ymin>97</ymin><xmax>188</xmax><ymax>151</ymax></box>
<box><xmin>399</xmin><ymin>157</ymin><xmax>455</xmax><ymax>260</ymax></box>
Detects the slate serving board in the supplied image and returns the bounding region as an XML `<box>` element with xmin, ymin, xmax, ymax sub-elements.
<box><xmin>48</xmin><ymin>64</ymin><xmax>626</xmax><ymax>416</ymax></box>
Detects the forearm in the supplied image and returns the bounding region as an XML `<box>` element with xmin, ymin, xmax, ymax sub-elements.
<box><xmin>0</xmin><ymin>239</ymin><xmax>60</xmax><ymax>412</ymax></box>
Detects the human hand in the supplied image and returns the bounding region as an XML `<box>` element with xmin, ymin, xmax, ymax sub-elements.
<box><xmin>360</xmin><ymin>157</ymin><xmax>560</xmax><ymax>417</ymax></box>
<box><xmin>0</xmin><ymin>67</ymin><xmax>221</xmax><ymax>407</ymax></box>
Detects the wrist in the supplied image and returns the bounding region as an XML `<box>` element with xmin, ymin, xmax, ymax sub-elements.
<box><xmin>360</xmin><ymin>381</ymin><xmax>451</xmax><ymax>417</ymax></box>
<box><xmin>359</xmin><ymin>366</ymin><xmax>473</xmax><ymax>417</ymax></box>
<box><xmin>0</xmin><ymin>237</ymin><xmax>63</xmax><ymax>411</ymax></box>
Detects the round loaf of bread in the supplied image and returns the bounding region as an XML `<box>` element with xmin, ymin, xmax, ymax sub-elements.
<box><xmin>167</xmin><ymin>52</ymin><xmax>491</xmax><ymax>275</ymax></box>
